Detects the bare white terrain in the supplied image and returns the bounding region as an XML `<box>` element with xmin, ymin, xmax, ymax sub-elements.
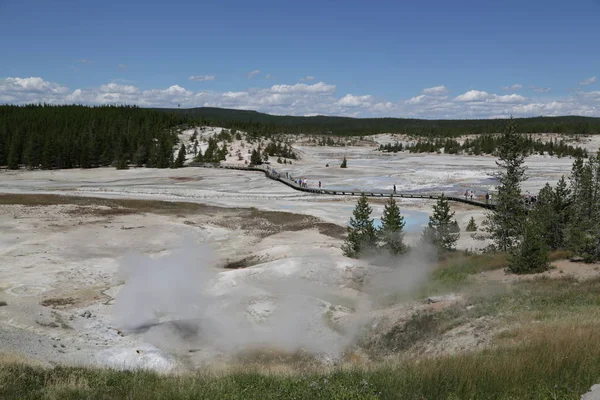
<box><xmin>0</xmin><ymin>131</ymin><xmax>593</xmax><ymax>372</ymax></box>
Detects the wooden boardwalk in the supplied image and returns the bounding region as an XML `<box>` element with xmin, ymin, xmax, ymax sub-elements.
<box><xmin>189</xmin><ymin>162</ymin><xmax>497</xmax><ymax>210</ymax></box>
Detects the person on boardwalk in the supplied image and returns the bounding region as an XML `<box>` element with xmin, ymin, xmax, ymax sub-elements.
<box><xmin>485</xmin><ymin>193</ymin><xmax>490</xmax><ymax>204</ymax></box>
<box><xmin>470</xmin><ymin>191</ymin><xmax>474</xmax><ymax>200</ymax></box>
<box><xmin>393</xmin><ymin>184</ymin><xmax>397</xmax><ymax>194</ymax></box>
<box><xmin>318</xmin><ymin>181</ymin><xmax>322</xmax><ymax>188</ymax></box>
<box><xmin>464</xmin><ymin>190</ymin><xmax>469</xmax><ymax>200</ymax></box>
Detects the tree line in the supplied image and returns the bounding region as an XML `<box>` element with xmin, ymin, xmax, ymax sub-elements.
<box><xmin>345</xmin><ymin>119</ymin><xmax>600</xmax><ymax>270</ymax></box>
<box><xmin>162</xmin><ymin>107</ymin><xmax>600</xmax><ymax>137</ymax></box>
<box><xmin>0</xmin><ymin>105</ymin><xmax>187</xmax><ymax>169</ymax></box>
<box><xmin>379</xmin><ymin>135</ymin><xmax>589</xmax><ymax>158</ymax></box>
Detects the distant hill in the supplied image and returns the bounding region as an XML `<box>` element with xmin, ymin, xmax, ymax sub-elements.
<box><xmin>155</xmin><ymin>107</ymin><xmax>600</xmax><ymax>136</ymax></box>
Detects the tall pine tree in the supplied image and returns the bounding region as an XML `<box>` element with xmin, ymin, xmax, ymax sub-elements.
<box><xmin>421</xmin><ymin>194</ymin><xmax>459</xmax><ymax>252</ymax></box>
<box><xmin>507</xmin><ymin>219</ymin><xmax>550</xmax><ymax>274</ymax></box>
<box><xmin>342</xmin><ymin>193</ymin><xmax>377</xmax><ymax>258</ymax></box>
<box><xmin>566</xmin><ymin>153</ymin><xmax>600</xmax><ymax>262</ymax></box>
<box><xmin>378</xmin><ymin>197</ymin><xmax>407</xmax><ymax>255</ymax></box>
<box><xmin>174</xmin><ymin>144</ymin><xmax>186</xmax><ymax>168</ymax></box>
<box><xmin>485</xmin><ymin>118</ymin><xmax>527</xmax><ymax>251</ymax></box>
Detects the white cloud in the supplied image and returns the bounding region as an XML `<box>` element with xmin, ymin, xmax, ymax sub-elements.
<box><xmin>579</xmin><ymin>76</ymin><xmax>597</xmax><ymax>85</ymax></box>
<box><xmin>337</xmin><ymin>94</ymin><xmax>373</xmax><ymax>107</ymax></box>
<box><xmin>405</xmin><ymin>94</ymin><xmax>426</xmax><ymax>104</ymax></box>
<box><xmin>247</xmin><ymin>69</ymin><xmax>260</xmax><ymax>78</ymax></box>
<box><xmin>502</xmin><ymin>84</ymin><xmax>522</xmax><ymax>91</ymax></box>
<box><xmin>99</xmin><ymin>83</ymin><xmax>139</xmax><ymax>94</ymax></box>
<box><xmin>270</xmin><ymin>82</ymin><xmax>335</xmax><ymax>94</ymax></box>
<box><xmin>2</xmin><ymin>76</ymin><xmax>600</xmax><ymax>118</ymax></box>
<box><xmin>189</xmin><ymin>75</ymin><xmax>216</xmax><ymax>81</ymax></box>
<box><xmin>454</xmin><ymin>90</ymin><xmax>490</xmax><ymax>102</ymax></box>
<box><xmin>454</xmin><ymin>90</ymin><xmax>526</xmax><ymax>103</ymax></box>
<box><xmin>422</xmin><ymin>85</ymin><xmax>448</xmax><ymax>94</ymax></box>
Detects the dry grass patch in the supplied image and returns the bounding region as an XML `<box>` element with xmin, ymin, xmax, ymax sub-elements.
<box><xmin>1</xmin><ymin>324</ymin><xmax>599</xmax><ymax>399</ymax></box>
<box><xmin>0</xmin><ymin>194</ymin><xmax>347</xmax><ymax>239</ymax></box>
<box><xmin>40</xmin><ymin>297</ymin><xmax>75</xmax><ymax>308</ymax></box>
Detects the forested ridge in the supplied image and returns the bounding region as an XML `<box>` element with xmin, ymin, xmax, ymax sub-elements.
<box><xmin>2</xmin><ymin>104</ymin><xmax>600</xmax><ymax>170</ymax></box>
<box><xmin>160</xmin><ymin>107</ymin><xmax>600</xmax><ymax>136</ymax></box>
<box><xmin>0</xmin><ymin>105</ymin><xmax>188</xmax><ymax>169</ymax></box>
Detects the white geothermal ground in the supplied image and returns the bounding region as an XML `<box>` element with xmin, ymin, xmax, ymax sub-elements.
<box><xmin>0</xmin><ymin>136</ymin><xmax>593</xmax><ymax>372</ymax></box>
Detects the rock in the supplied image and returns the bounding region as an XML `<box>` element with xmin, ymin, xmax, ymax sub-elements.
<box><xmin>582</xmin><ymin>384</ymin><xmax>600</xmax><ymax>400</ymax></box>
<box><xmin>426</xmin><ymin>294</ymin><xmax>459</xmax><ymax>304</ymax></box>
<box><xmin>80</xmin><ymin>310</ymin><xmax>92</xmax><ymax>318</ymax></box>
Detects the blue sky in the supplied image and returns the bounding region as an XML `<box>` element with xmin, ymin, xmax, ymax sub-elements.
<box><xmin>1</xmin><ymin>0</ymin><xmax>599</xmax><ymax>118</ymax></box>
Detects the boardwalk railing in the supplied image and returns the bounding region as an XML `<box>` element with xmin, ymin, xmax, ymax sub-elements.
<box><xmin>188</xmin><ymin>162</ymin><xmax>497</xmax><ymax>210</ymax></box>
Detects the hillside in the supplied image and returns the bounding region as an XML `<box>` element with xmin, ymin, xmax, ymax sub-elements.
<box><xmin>156</xmin><ymin>107</ymin><xmax>600</xmax><ymax>136</ymax></box>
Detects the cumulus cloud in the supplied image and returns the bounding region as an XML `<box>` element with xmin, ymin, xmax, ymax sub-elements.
<box><xmin>502</xmin><ymin>84</ymin><xmax>522</xmax><ymax>91</ymax></box>
<box><xmin>405</xmin><ymin>94</ymin><xmax>426</xmax><ymax>104</ymax></box>
<box><xmin>337</xmin><ymin>94</ymin><xmax>373</xmax><ymax>107</ymax></box>
<box><xmin>454</xmin><ymin>90</ymin><xmax>526</xmax><ymax>103</ymax></box>
<box><xmin>99</xmin><ymin>83</ymin><xmax>139</xmax><ymax>94</ymax></box>
<box><xmin>247</xmin><ymin>69</ymin><xmax>260</xmax><ymax>78</ymax></box>
<box><xmin>422</xmin><ymin>85</ymin><xmax>448</xmax><ymax>94</ymax></box>
<box><xmin>2</xmin><ymin>76</ymin><xmax>600</xmax><ymax>118</ymax></box>
<box><xmin>579</xmin><ymin>76</ymin><xmax>597</xmax><ymax>85</ymax></box>
<box><xmin>189</xmin><ymin>75</ymin><xmax>216</xmax><ymax>81</ymax></box>
<box><xmin>270</xmin><ymin>82</ymin><xmax>335</xmax><ymax>94</ymax></box>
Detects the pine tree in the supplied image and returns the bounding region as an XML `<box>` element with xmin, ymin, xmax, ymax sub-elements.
<box><xmin>529</xmin><ymin>183</ymin><xmax>568</xmax><ymax>251</ymax></box>
<box><xmin>421</xmin><ymin>194</ymin><xmax>459</xmax><ymax>252</ymax></box>
<box><xmin>553</xmin><ymin>175</ymin><xmax>571</xmax><ymax>249</ymax></box>
<box><xmin>378</xmin><ymin>197</ymin><xmax>407</xmax><ymax>255</ymax></box>
<box><xmin>116</xmin><ymin>156</ymin><xmax>129</xmax><ymax>170</ymax></box>
<box><xmin>194</xmin><ymin>146</ymin><xmax>204</xmax><ymax>162</ymax></box>
<box><xmin>342</xmin><ymin>193</ymin><xmax>377</xmax><ymax>258</ymax></box>
<box><xmin>340</xmin><ymin>156</ymin><xmax>347</xmax><ymax>168</ymax></box>
<box><xmin>174</xmin><ymin>144</ymin><xmax>186</xmax><ymax>168</ymax></box>
<box><xmin>250</xmin><ymin>149</ymin><xmax>263</xmax><ymax>165</ymax></box>
<box><xmin>507</xmin><ymin>219</ymin><xmax>550</xmax><ymax>274</ymax></box>
<box><xmin>7</xmin><ymin>136</ymin><xmax>21</xmax><ymax>170</ymax></box>
<box><xmin>485</xmin><ymin>118</ymin><xmax>527</xmax><ymax>251</ymax></box>
<box><xmin>466</xmin><ymin>217</ymin><xmax>478</xmax><ymax>232</ymax></box>
<box><xmin>566</xmin><ymin>153</ymin><xmax>600</xmax><ymax>262</ymax></box>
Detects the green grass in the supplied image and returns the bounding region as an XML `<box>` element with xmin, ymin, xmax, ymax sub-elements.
<box><xmin>468</xmin><ymin>276</ymin><xmax>600</xmax><ymax>323</ymax></box>
<box><xmin>2</xmin><ymin>323</ymin><xmax>599</xmax><ymax>399</ymax></box>
<box><xmin>433</xmin><ymin>252</ymin><xmax>509</xmax><ymax>285</ymax></box>
<box><xmin>430</xmin><ymin>250</ymin><xmax>571</xmax><ymax>288</ymax></box>
<box><xmin>370</xmin><ymin>276</ymin><xmax>600</xmax><ymax>361</ymax></box>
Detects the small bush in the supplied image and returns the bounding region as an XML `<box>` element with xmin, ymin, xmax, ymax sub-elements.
<box><xmin>466</xmin><ymin>216</ymin><xmax>478</xmax><ymax>232</ymax></box>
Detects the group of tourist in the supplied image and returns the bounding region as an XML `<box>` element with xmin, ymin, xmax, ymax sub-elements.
<box><xmin>465</xmin><ymin>190</ymin><xmax>494</xmax><ymax>204</ymax></box>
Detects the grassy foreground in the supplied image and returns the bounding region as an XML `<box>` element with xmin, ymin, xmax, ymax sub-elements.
<box><xmin>1</xmin><ymin>324</ymin><xmax>599</xmax><ymax>400</ymax></box>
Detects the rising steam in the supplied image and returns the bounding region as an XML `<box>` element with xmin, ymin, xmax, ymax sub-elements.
<box><xmin>113</xmin><ymin>238</ymin><xmax>434</xmax><ymax>362</ymax></box>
